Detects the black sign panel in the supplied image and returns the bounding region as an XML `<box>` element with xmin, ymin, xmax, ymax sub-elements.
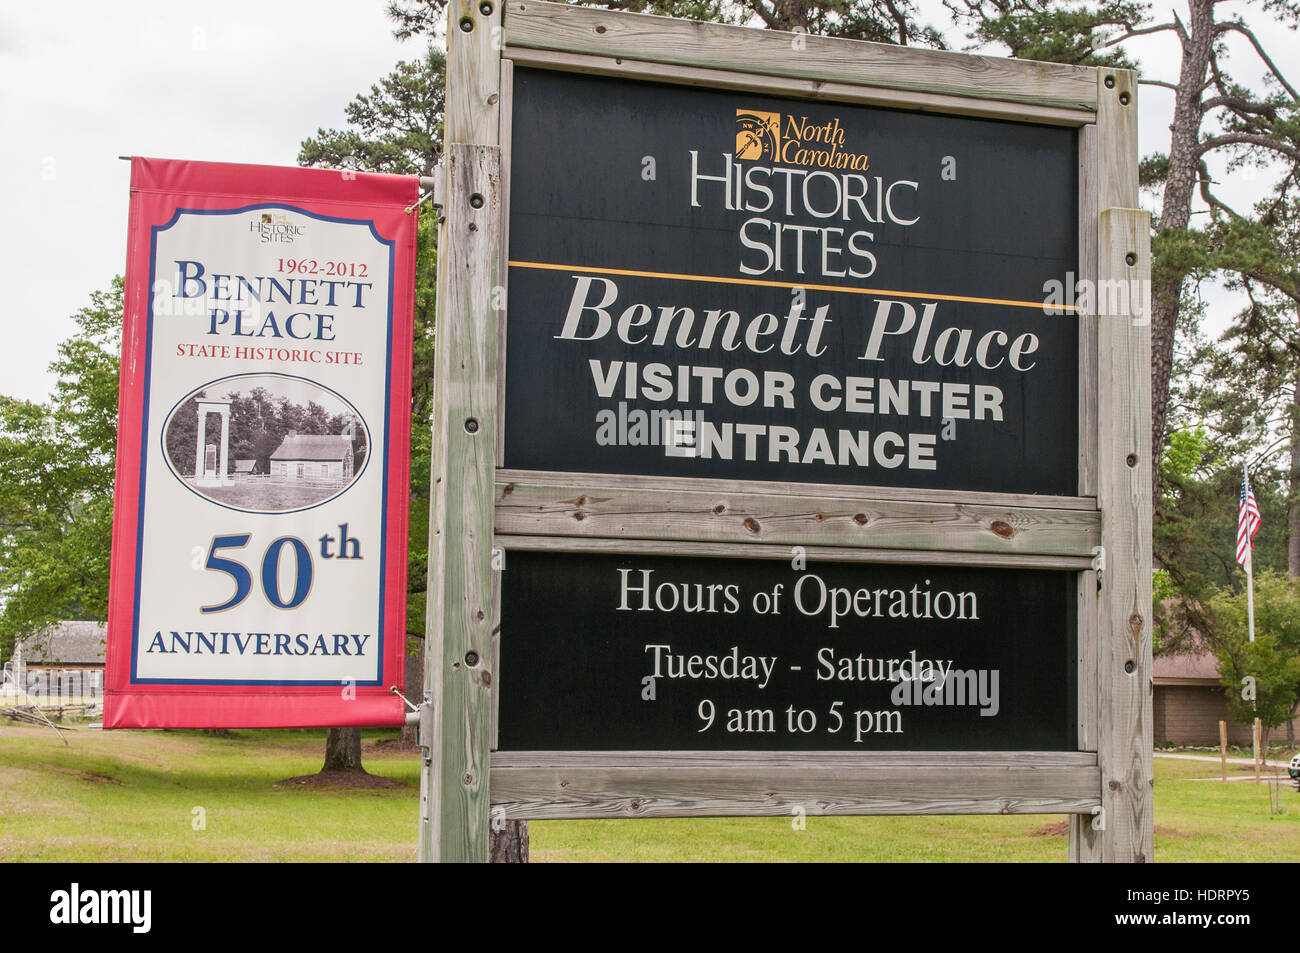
<box><xmin>505</xmin><ymin>68</ymin><xmax>1079</xmax><ymax>495</ymax></box>
<box><xmin>498</xmin><ymin>551</ymin><xmax>1076</xmax><ymax>751</ymax></box>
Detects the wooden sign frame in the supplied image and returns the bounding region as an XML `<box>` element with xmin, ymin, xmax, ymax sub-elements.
<box><xmin>422</xmin><ymin>0</ymin><xmax>1152</xmax><ymax>863</ymax></box>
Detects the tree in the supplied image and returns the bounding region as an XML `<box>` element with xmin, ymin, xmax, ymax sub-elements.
<box><xmin>945</xmin><ymin>0</ymin><xmax>1300</xmax><ymax>508</ymax></box>
<box><xmin>1204</xmin><ymin>179</ymin><xmax>1300</xmax><ymax>574</ymax></box>
<box><xmin>1153</xmin><ymin>277</ymin><xmax>1299</xmax><ymax>653</ymax></box>
<box><xmin>949</xmin><ymin>0</ymin><xmax>1143</xmax><ymax>67</ymax></box>
<box><xmin>323</xmin><ymin>719</ymin><xmax>366</xmax><ymax>771</ymax></box>
<box><xmin>933</xmin><ymin>3</ymin><xmax>1300</xmax><ymax>678</ymax></box>
<box><xmin>1153</xmin><ymin>442</ymin><xmax>1289</xmax><ymax>654</ymax></box>
<box><xmin>0</xmin><ymin>280</ymin><xmax>121</xmax><ymax>658</ymax></box>
<box><xmin>1211</xmin><ymin>572</ymin><xmax>1300</xmax><ymax>747</ymax></box>
<box><xmin>1151</xmin><ymin>169</ymin><xmax>1300</xmax><ymax>642</ymax></box>
<box><xmin>300</xmin><ymin>46</ymin><xmax>446</xmax><ymax>178</ymax></box>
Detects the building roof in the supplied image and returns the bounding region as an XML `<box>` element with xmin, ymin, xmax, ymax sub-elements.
<box><xmin>232</xmin><ymin>459</ymin><xmax>257</xmax><ymax>472</ymax></box>
<box><xmin>16</xmin><ymin>621</ymin><xmax>106</xmax><ymax>666</ymax></box>
<box><xmin>270</xmin><ymin>434</ymin><xmax>353</xmax><ymax>462</ymax></box>
<box><xmin>1153</xmin><ymin>650</ymin><xmax>1221</xmax><ymax>682</ymax></box>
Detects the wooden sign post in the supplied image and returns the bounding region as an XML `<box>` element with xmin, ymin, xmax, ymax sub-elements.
<box><xmin>422</xmin><ymin>0</ymin><xmax>1152</xmax><ymax>862</ymax></box>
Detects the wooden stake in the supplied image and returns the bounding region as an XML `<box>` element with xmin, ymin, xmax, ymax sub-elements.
<box><xmin>1254</xmin><ymin>718</ymin><xmax>1262</xmax><ymax>784</ymax></box>
<box><xmin>1219</xmin><ymin>720</ymin><xmax>1227</xmax><ymax>782</ymax></box>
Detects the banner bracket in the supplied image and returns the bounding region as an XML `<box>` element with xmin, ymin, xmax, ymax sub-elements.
<box><xmin>391</xmin><ymin>685</ymin><xmax>421</xmax><ymax>714</ymax></box>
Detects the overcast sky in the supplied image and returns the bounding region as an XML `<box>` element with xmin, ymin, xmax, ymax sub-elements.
<box><xmin>0</xmin><ymin>1</ymin><xmax>410</xmax><ymax>403</ymax></box>
<box><xmin>2</xmin><ymin>1</ymin><xmax>1296</xmax><ymax>404</ymax></box>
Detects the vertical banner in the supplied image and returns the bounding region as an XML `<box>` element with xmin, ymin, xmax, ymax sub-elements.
<box><xmin>105</xmin><ymin>158</ymin><xmax>418</xmax><ymax>728</ymax></box>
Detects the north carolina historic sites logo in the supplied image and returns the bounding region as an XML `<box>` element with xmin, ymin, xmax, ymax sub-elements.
<box><xmin>248</xmin><ymin>211</ymin><xmax>306</xmax><ymax>244</ymax></box>
<box><xmin>735</xmin><ymin>108</ymin><xmax>870</xmax><ymax>170</ymax></box>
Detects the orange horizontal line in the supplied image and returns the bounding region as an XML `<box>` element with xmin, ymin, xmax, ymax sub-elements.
<box><xmin>508</xmin><ymin>260</ymin><xmax>1076</xmax><ymax>313</ymax></box>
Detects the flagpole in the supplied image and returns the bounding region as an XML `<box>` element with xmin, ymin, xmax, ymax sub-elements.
<box><xmin>1245</xmin><ymin>464</ymin><xmax>1258</xmax><ymax>775</ymax></box>
<box><xmin>1246</xmin><ymin>545</ymin><xmax>1256</xmax><ymax>642</ymax></box>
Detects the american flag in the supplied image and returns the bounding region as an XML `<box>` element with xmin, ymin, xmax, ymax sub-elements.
<box><xmin>1237</xmin><ymin>470</ymin><xmax>1261</xmax><ymax>568</ymax></box>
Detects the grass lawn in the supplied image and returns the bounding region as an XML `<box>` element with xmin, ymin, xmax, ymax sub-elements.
<box><xmin>0</xmin><ymin>725</ymin><xmax>419</xmax><ymax>862</ymax></box>
<box><xmin>1</xmin><ymin>725</ymin><xmax>1298</xmax><ymax>862</ymax></box>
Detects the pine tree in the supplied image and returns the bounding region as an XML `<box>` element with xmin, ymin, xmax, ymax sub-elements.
<box><xmin>950</xmin><ymin>0</ymin><xmax>1300</xmax><ymax>505</ymax></box>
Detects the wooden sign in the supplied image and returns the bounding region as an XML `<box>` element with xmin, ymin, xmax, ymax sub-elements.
<box><xmin>499</xmin><ymin>551</ymin><xmax>1077</xmax><ymax>751</ymax></box>
<box><xmin>504</xmin><ymin>68</ymin><xmax>1080</xmax><ymax>494</ymax></box>
<box><xmin>424</xmin><ymin>0</ymin><xmax>1152</xmax><ymax>863</ymax></box>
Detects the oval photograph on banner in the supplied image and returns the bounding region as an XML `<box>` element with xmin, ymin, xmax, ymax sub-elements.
<box><xmin>161</xmin><ymin>372</ymin><xmax>370</xmax><ymax>514</ymax></box>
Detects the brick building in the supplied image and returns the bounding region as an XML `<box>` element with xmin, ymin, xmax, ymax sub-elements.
<box><xmin>1154</xmin><ymin>650</ymin><xmax>1300</xmax><ymax>747</ymax></box>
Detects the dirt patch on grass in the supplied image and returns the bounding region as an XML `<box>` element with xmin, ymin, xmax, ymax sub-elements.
<box><xmin>45</xmin><ymin>765</ymin><xmax>123</xmax><ymax>785</ymax></box>
<box><xmin>1028</xmin><ymin>820</ymin><xmax>1188</xmax><ymax>839</ymax></box>
<box><xmin>275</xmin><ymin>770</ymin><xmax>407</xmax><ymax>789</ymax></box>
<box><xmin>1029</xmin><ymin>820</ymin><xmax>1069</xmax><ymax>837</ymax></box>
<box><xmin>368</xmin><ymin>738</ymin><xmax>421</xmax><ymax>755</ymax></box>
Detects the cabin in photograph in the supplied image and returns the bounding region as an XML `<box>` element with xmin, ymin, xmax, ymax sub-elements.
<box><xmin>270</xmin><ymin>434</ymin><xmax>354</xmax><ymax>484</ymax></box>
<box><xmin>232</xmin><ymin>458</ymin><xmax>258</xmax><ymax>476</ymax></box>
